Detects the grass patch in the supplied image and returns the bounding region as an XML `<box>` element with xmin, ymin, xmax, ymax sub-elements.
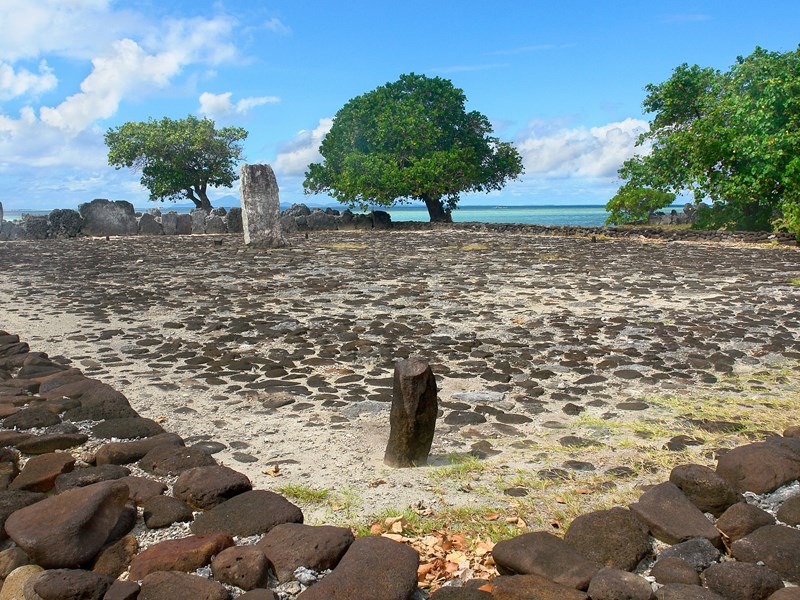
<box><xmin>790</xmin><ymin>278</ymin><xmax>800</xmax><ymax>286</ymax></box>
<box><xmin>428</xmin><ymin>454</ymin><xmax>489</xmax><ymax>486</ymax></box>
<box><xmin>276</xmin><ymin>483</ymin><xmax>330</xmax><ymax>504</ymax></box>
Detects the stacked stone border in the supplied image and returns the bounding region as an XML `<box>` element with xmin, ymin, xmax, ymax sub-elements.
<box><xmin>0</xmin><ymin>332</ymin><xmax>799</xmax><ymax>599</ymax></box>
<box><xmin>1</xmin><ymin>199</ymin><xmax>796</xmax><ymax>245</ymax></box>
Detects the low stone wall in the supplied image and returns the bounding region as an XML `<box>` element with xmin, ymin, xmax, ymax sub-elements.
<box><xmin>391</xmin><ymin>221</ymin><xmax>799</xmax><ymax>245</ymax></box>
<box><xmin>1</xmin><ymin>200</ymin><xmax>797</xmax><ymax>246</ymax></box>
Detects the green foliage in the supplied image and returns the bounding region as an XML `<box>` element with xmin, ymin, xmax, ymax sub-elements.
<box><xmin>105</xmin><ymin>115</ymin><xmax>247</xmax><ymax>211</ymax></box>
<box><xmin>618</xmin><ymin>46</ymin><xmax>800</xmax><ymax>236</ymax></box>
<box><xmin>303</xmin><ymin>73</ymin><xmax>523</xmax><ymax>222</ymax></box>
<box><xmin>605</xmin><ymin>186</ymin><xmax>676</xmax><ymax>225</ymax></box>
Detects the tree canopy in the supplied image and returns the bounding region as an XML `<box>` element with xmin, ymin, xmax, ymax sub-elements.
<box><xmin>605</xmin><ymin>187</ymin><xmax>676</xmax><ymax>225</ymax></box>
<box><xmin>105</xmin><ymin>115</ymin><xmax>247</xmax><ymax>212</ymax></box>
<box><xmin>303</xmin><ymin>73</ymin><xmax>524</xmax><ymax>222</ymax></box>
<box><xmin>614</xmin><ymin>46</ymin><xmax>800</xmax><ymax>235</ymax></box>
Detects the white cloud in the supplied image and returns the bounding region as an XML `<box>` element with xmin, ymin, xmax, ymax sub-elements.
<box><xmin>37</xmin><ymin>15</ymin><xmax>239</xmax><ymax>133</ymax></box>
<box><xmin>0</xmin><ymin>60</ymin><xmax>57</xmax><ymax>100</ymax></box>
<box><xmin>515</xmin><ymin>117</ymin><xmax>648</xmax><ymax>178</ymax></box>
<box><xmin>263</xmin><ymin>17</ymin><xmax>291</xmax><ymax>35</ymax></box>
<box><xmin>198</xmin><ymin>91</ymin><xmax>280</xmax><ymax>119</ymax></box>
<box><xmin>0</xmin><ymin>0</ymin><xmax>138</xmax><ymax>62</ymax></box>
<box><xmin>273</xmin><ymin>118</ymin><xmax>333</xmax><ymax>177</ymax></box>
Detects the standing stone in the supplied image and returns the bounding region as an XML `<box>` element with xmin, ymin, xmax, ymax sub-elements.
<box><xmin>225</xmin><ymin>207</ymin><xmax>243</xmax><ymax>233</ymax></box>
<box><xmin>190</xmin><ymin>209</ymin><xmax>208</xmax><ymax>234</ymax></box>
<box><xmin>78</xmin><ymin>200</ymin><xmax>138</xmax><ymax>236</ymax></box>
<box><xmin>240</xmin><ymin>164</ymin><xmax>287</xmax><ymax>248</ymax></box>
<box><xmin>138</xmin><ymin>213</ymin><xmax>163</xmax><ymax>235</ymax></box>
<box><xmin>384</xmin><ymin>357</ymin><xmax>438</xmax><ymax>467</ymax></box>
<box><xmin>0</xmin><ymin>200</ymin><xmax>3</xmax><ymax>222</ymax></box>
<box><xmin>161</xmin><ymin>212</ymin><xmax>178</xmax><ymax>235</ymax></box>
<box><xmin>176</xmin><ymin>213</ymin><xmax>192</xmax><ymax>235</ymax></box>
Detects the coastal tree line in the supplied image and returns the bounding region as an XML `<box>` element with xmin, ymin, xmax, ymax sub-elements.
<box><xmin>105</xmin><ymin>45</ymin><xmax>800</xmax><ymax>236</ymax></box>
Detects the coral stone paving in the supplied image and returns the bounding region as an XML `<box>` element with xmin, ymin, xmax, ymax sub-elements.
<box><xmin>0</xmin><ymin>229</ymin><xmax>799</xmax><ymax>534</ymax></box>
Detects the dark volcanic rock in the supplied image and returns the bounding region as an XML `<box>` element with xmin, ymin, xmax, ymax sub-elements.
<box><xmin>94</xmin><ymin>432</ymin><xmax>184</xmax><ymax>465</ymax></box>
<box><xmin>658</xmin><ymin>538</ymin><xmax>720</xmax><ymax>572</ymax></box>
<box><xmin>10</xmin><ymin>451</ymin><xmax>76</xmax><ymax>492</ymax></box>
<box><xmin>115</xmin><ymin>476</ymin><xmax>167</xmax><ymax>505</ymax></box>
<box><xmin>173</xmin><ymin>465</ymin><xmax>252</xmax><ymax>510</ymax></box>
<box><xmin>138</xmin><ymin>571</ymin><xmax>230</xmax><ymax>600</ymax></box>
<box><xmin>0</xmin><ymin>490</ymin><xmax>46</xmax><ymax>541</ymax></box>
<box><xmin>54</xmin><ymin>464</ymin><xmax>131</xmax><ymax>493</ymax></box>
<box><xmin>650</xmin><ymin>557</ymin><xmax>701</xmax><ymax>586</ymax></box>
<box><xmin>138</xmin><ymin>444</ymin><xmax>216</xmax><ymax>476</ymax></box>
<box><xmin>33</xmin><ymin>568</ymin><xmax>115</xmax><ymax>600</ymax></box>
<box><xmin>587</xmin><ymin>567</ymin><xmax>655</xmax><ymax>600</ymax></box>
<box><xmin>629</xmin><ymin>482</ymin><xmax>722</xmax><ymax>548</ymax></box>
<box><xmin>493</xmin><ymin>531</ymin><xmax>601</xmax><ymax>590</ymax></box>
<box><xmin>669</xmin><ymin>463</ymin><xmax>741</xmax><ymax>516</ymax></box>
<box><xmin>256</xmin><ymin>522</ymin><xmax>354</xmax><ymax>582</ymax></box>
<box><xmin>15</xmin><ymin>432</ymin><xmax>89</xmax><ymax>455</ymax></box>
<box><xmin>211</xmin><ymin>545</ymin><xmax>271</xmax><ymax>591</ymax></box>
<box><xmin>655</xmin><ymin>584</ymin><xmax>725</xmax><ymax>600</ymax></box>
<box><xmin>143</xmin><ymin>495</ymin><xmax>194</xmax><ymax>528</ymax></box>
<box><xmin>564</xmin><ymin>507</ymin><xmax>652</xmax><ymax>571</ymax></box>
<box><xmin>716</xmin><ymin>438</ymin><xmax>800</xmax><ymax>494</ymax></box>
<box><xmin>5</xmin><ymin>480</ymin><xmax>129</xmax><ymax>568</ymax></box>
<box><xmin>731</xmin><ymin>525</ymin><xmax>800</xmax><ymax>584</ymax></box>
<box><xmin>127</xmin><ymin>533</ymin><xmax>235</xmax><ymax>580</ymax></box>
<box><xmin>491</xmin><ymin>574</ymin><xmax>589</xmax><ymax>599</ymax></box>
<box><xmin>716</xmin><ymin>502</ymin><xmax>775</xmax><ymax>542</ymax></box>
<box><xmin>296</xmin><ymin>536</ymin><xmax>419</xmax><ymax>600</ymax></box>
<box><xmin>702</xmin><ymin>561</ymin><xmax>784</xmax><ymax>600</ymax></box>
<box><xmin>2</xmin><ymin>407</ymin><xmax>61</xmax><ymax>430</ymax></box>
<box><xmin>91</xmin><ymin>417</ymin><xmax>165</xmax><ymax>440</ymax></box>
<box><xmin>383</xmin><ymin>357</ymin><xmax>438</xmax><ymax>467</ymax></box>
<box><xmin>191</xmin><ymin>490</ymin><xmax>303</xmax><ymax>537</ymax></box>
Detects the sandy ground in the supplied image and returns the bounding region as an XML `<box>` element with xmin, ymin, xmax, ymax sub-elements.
<box><xmin>1</xmin><ymin>229</ymin><xmax>799</xmax><ymax>531</ymax></box>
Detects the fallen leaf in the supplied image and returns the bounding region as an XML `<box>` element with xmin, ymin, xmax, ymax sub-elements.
<box><xmin>369</xmin><ymin>523</ymin><xmax>383</xmax><ymax>535</ymax></box>
<box><xmin>575</xmin><ymin>488</ymin><xmax>593</xmax><ymax>495</ymax></box>
<box><xmin>263</xmin><ymin>464</ymin><xmax>281</xmax><ymax>477</ymax></box>
<box><xmin>368</xmin><ymin>479</ymin><xmax>386</xmax><ymax>488</ymax></box>
<box><xmin>484</xmin><ymin>513</ymin><xmax>500</xmax><ymax>521</ymax></box>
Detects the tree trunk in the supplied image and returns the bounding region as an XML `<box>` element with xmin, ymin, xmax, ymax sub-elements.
<box><xmin>195</xmin><ymin>184</ymin><xmax>213</xmax><ymax>212</ymax></box>
<box><xmin>184</xmin><ymin>189</ymin><xmax>202</xmax><ymax>209</ymax></box>
<box><xmin>422</xmin><ymin>194</ymin><xmax>452</xmax><ymax>223</ymax></box>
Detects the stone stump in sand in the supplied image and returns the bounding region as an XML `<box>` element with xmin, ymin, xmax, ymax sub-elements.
<box><xmin>240</xmin><ymin>163</ymin><xmax>287</xmax><ymax>248</ymax></box>
<box><xmin>384</xmin><ymin>358</ymin><xmax>438</xmax><ymax>467</ymax></box>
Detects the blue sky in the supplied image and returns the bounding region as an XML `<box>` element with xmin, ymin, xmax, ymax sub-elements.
<box><xmin>2</xmin><ymin>1</ymin><xmax>799</xmax><ymax>211</ymax></box>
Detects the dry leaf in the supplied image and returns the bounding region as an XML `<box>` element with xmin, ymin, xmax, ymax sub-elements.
<box><xmin>369</xmin><ymin>523</ymin><xmax>383</xmax><ymax>535</ymax></box>
<box><xmin>575</xmin><ymin>488</ymin><xmax>593</xmax><ymax>495</ymax></box>
<box><xmin>368</xmin><ymin>479</ymin><xmax>387</xmax><ymax>488</ymax></box>
<box><xmin>516</xmin><ymin>517</ymin><xmax>528</xmax><ymax>529</ymax></box>
<box><xmin>484</xmin><ymin>513</ymin><xmax>500</xmax><ymax>521</ymax></box>
<box><xmin>263</xmin><ymin>465</ymin><xmax>281</xmax><ymax>477</ymax></box>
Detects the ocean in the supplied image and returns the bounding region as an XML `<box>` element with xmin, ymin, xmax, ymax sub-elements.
<box><xmin>0</xmin><ymin>204</ymin><xmax>685</xmax><ymax>228</ymax></box>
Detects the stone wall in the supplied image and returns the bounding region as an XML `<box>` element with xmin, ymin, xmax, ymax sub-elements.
<box><xmin>1</xmin><ymin>201</ymin><xmax>797</xmax><ymax>245</ymax></box>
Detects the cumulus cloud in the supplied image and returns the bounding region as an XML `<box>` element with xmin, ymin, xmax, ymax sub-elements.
<box><xmin>36</xmin><ymin>14</ymin><xmax>238</xmax><ymax>133</ymax></box>
<box><xmin>198</xmin><ymin>91</ymin><xmax>280</xmax><ymax>119</ymax></box>
<box><xmin>0</xmin><ymin>0</ymin><xmax>139</xmax><ymax>62</ymax></box>
<box><xmin>0</xmin><ymin>60</ymin><xmax>57</xmax><ymax>100</ymax></box>
<box><xmin>515</xmin><ymin>117</ymin><xmax>648</xmax><ymax>178</ymax></box>
<box><xmin>273</xmin><ymin>118</ymin><xmax>333</xmax><ymax>177</ymax></box>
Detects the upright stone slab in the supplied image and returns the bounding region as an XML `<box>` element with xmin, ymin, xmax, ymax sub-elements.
<box><xmin>384</xmin><ymin>357</ymin><xmax>438</xmax><ymax>467</ymax></box>
<box><xmin>78</xmin><ymin>199</ymin><xmax>138</xmax><ymax>236</ymax></box>
<box><xmin>240</xmin><ymin>164</ymin><xmax>287</xmax><ymax>248</ymax></box>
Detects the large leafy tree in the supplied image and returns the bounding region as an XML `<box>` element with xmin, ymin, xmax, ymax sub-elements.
<box><xmin>105</xmin><ymin>115</ymin><xmax>247</xmax><ymax>212</ymax></box>
<box><xmin>615</xmin><ymin>46</ymin><xmax>800</xmax><ymax>235</ymax></box>
<box><xmin>303</xmin><ymin>73</ymin><xmax>523</xmax><ymax>222</ymax></box>
<box><xmin>605</xmin><ymin>187</ymin><xmax>676</xmax><ymax>225</ymax></box>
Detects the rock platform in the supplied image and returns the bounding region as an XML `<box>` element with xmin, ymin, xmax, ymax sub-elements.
<box><xmin>0</xmin><ymin>228</ymin><xmax>799</xmax><ymax>598</ymax></box>
<box><xmin>0</xmin><ymin>333</ymin><xmax>799</xmax><ymax>598</ymax></box>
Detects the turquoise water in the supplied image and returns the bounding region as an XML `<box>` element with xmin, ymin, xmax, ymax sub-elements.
<box><xmin>0</xmin><ymin>204</ymin><xmax>686</xmax><ymax>227</ymax></box>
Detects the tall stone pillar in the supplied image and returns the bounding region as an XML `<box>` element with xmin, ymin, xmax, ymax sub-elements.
<box><xmin>384</xmin><ymin>357</ymin><xmax>438</xmax><ymax>467</ymax></box>
<box><xmin>240</xmin><ymin>164</ymin><xmax>287</xmax><ymax>248</ymax></box>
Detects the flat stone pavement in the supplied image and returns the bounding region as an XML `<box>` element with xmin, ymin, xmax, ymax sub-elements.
<box><xmin>1</xmin><ymin>230</ymin><xmax>799</xmax><ymax>524</ymax></box>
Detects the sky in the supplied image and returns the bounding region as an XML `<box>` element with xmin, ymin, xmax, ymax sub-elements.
<box><xmin>1</xmin><ymin>1</ymin><xmax>800</xmax><ymax>211</ymax></box>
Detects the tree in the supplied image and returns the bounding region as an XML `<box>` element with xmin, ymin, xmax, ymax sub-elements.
<box><xmin>303</xmin><ymin>73</ymin><xmax>523</xmax><ymax>222</ymax></box>
<box><xmin>605</xmin><ymin>186</ymin><xmax>675</xmax><ymax>225</ymax></box>
<box><xmin>617</xmin><ymin>46</ymin><xmax>800</xmax><ymax>235</ymax></box>
<box><xmin>105</xmin><ymin>115</ymin><xmax>247</xmax><ymax>212</ymax></box>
